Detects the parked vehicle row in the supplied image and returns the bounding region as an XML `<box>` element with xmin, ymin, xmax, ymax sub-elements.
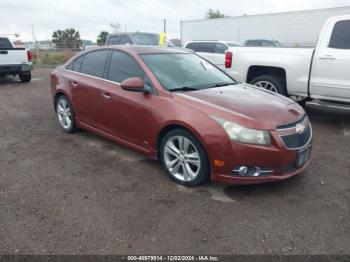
<box><xmin>0</xmin><ymin>37</ymin><xmax>32</xmax><ymax>82</ymax></box>
<box><xmin>106</xmin><ymin>32</ymin><xmax>175</xmax><ymax>47</ymax></box>
<box><xmin>51</xmin><ymin>46</ymin><xmax>312</xmax><ymax>187</ymax></box>
<box><xmin>185</xmin><ymin>15</ymin><xmax>350</xmax><ymax>109</ymax></box>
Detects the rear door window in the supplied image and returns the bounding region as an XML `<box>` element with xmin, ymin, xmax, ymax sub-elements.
<box><xmin>329</xmin><ymin>20</ymin><xmax>350</xmax><ymax>49</ymax></box>
<box><xmin>107</xmin><ymin>51</ymin><xmax>145</xmax><ymax>83</ymax></box>
<box><xmin>214</xmin><ymin>43</ymin><xmax>228</xmax><ymax>54</ymax></box>
<box><xmin>246</xmin><ymin>40</ymin><xmax>260</xmax><ymax>46</ymax></box>
<box><xmin>198</xmin><ymin>42</ymin><xmax>215</xmax><ymax>53</ymax></box>
<box><xmin>72</xmin><ymin>56</ymin><xmax>84</xmax><ymax>72</ymax></box>
<box><xmin>262</xmin><ymin>41</ymin><xmax>272</xmax><ymax>47</ymax></box>
<box><xmin>80</xmin><ymin>50</ymin><xmax>109</xmax><ymax>78</ymax></box>
<box><xmin>66</xmin><ymin>55</ymin><xmax>84</xmax><ymax>72</ymax></box>
<box><xmin>107</xmin><ymin>35</ymin><xmax>120</xmax><ymax>45</ymax></box>
<box><xmin>185</xmin><ymin>42</ymin><xmax>199</xmax><ymax>52</ymax></box>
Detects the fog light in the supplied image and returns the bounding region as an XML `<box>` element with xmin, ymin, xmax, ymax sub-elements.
<box><xmin>232</xmin><ymin>166</ymin><xmax>273</xmax><ymax>177</ymax></box>
<box><xmin>238</xmin><ymin>166</ymin><xmax>248</xmax><ymax>176</ymax></box>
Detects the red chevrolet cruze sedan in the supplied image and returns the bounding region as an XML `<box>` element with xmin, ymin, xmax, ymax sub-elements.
<box><xmin>51</xmin><ymin>46</ymin><xmax>312</xmax><ymax>186</ymax></box>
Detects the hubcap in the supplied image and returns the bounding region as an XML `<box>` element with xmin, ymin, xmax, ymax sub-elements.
<box><xmin>57</xmin><ymin>99</ymin><xmax>72</xmax><ymax>129</ymax></box>
<box><xmin>254</xmin><ymin>81</ymin><xmax>278</xmax><ymax>93</ymax></box>
<box><xmin>163</xmin><ymin>136</ymin><xmax>201</xmax><ymax>182</ymax></box>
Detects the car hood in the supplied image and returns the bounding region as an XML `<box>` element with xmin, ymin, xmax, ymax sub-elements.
<box><xmin>172</xmin><ymin>83</ymin><xmax>305</xmax><ymax>130</ymax></box>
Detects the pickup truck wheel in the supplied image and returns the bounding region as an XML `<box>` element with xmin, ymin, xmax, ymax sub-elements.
<box><xmin>250</xmin><ymin>75</ymin><xmax>287</xmax><ymax>96</ymax></box>
<box><xmin>19</xmin><ymin>72</ymin><xmax>31</xmax><ymax>83</ymax></box>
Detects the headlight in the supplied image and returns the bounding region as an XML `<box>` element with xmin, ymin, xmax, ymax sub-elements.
<box><xmin>212</xmin><ymin>117</ymin><xmax>271</xmax><ymax>145</ymax></box>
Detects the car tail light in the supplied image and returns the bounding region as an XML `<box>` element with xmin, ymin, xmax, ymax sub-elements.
<box><xmin>27</xmin><ymin>50</ymin><xmax>33</xmax><ymax>62</ymax></box>
<box><xmin>225</xmin><ymin>51</ymin><xmax>232</xmax><ymax>68</ymax></box>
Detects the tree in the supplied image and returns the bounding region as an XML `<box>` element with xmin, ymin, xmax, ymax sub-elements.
<box><xmin>206</xmin><ymin>8</ymin><xmax>228</xmax><ymax>19</ymax></box>
<box><xmin>52</xmin><ymin>28</ymin><xmax>82</xmax><ymax>49</ymax></box>
<box><xmin>97</xmin><ymin>31</ymin><xmax>109</xmax><ymax>46</ymax></box>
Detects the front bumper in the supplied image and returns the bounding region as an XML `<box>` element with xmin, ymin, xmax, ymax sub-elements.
<box><xmin>212</xmin><ymin>159</ymin><xmax>310</xmax><ymax>185</ymax></box>
<box><xmin>0</xmin><ymin>64</ymin><xmax>33</xmax><ymax>75</ymax></box>
<box><xmin>210</xmin><ymin>129</ymin><xmax>312</xmax><ymax>185</ymax></box>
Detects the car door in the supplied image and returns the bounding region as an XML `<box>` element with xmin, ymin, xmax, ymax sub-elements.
<box><xmin>310</xmin><ymin>19</ymin><xmax>350</xmax><ymax>102</ymax></box>
<box><xmin>184</xmin><ymin>42</ymin><xmax>199</xmax><ymax>52</ymax></box>
<box><xmin>211</xmin><ymin>43</ymin><xmax>228</xmax><ymax>69</ymax></box>
<box><xmin>196</xmin><ymin>42</ymin><xmax>228</xmax><ymax>69</ymax></box>
<box><xmin>69</xmin><ymin>50</ymin><xmax>109</xmax><ymax>128</ymax></box>
<box><xmin>99</xmin><ymin>50</ymin><xmax>156</xmax><ymax>148</ymax></box>
<box><xmin>196</xmin><ymin>42</ymin><xmax>216</xmax><ymax>63</ymax></box>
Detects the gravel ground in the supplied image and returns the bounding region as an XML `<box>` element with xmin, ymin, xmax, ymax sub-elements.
<box><xmin>0</xmin><ymin>69</ymin><xmax>349</xmax><ymax>255</ymax></box>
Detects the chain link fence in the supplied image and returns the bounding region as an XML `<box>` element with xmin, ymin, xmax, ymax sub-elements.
<box><xmin>28</xmin><ymin>40</ymin><xmax>93</xmax><ymax>69</ymax></box>
<box><xmin>31</xmin><ymin>49</ymin><xmax>77</xmax><ymax>69</ymax></box>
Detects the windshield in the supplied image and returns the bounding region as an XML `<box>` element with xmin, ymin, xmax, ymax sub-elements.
<box><xmin>131</xmin><ymin>33</ymin><xmax>159</xmax><ymax>46</ymax></box>
<box><xmin>141</xmin><ymin>53</ymin><xmax>236</xmax><ymax>91</ymax></box>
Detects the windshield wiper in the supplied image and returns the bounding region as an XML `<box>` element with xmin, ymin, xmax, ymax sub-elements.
<box><xmin>208</xmin><ymin>82</ymin><xmax>236</xmax><ymax>88</ymax></box>
<box><xmin>169</xmin><ymin>86</ymin><xmax>199</xmax><ymax>92</ymax></box>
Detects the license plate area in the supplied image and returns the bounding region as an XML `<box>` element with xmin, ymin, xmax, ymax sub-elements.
<box><xmin>297</xmin><ymin>146</ymin><xmax>311</xmax><ymax>167</ymax></box>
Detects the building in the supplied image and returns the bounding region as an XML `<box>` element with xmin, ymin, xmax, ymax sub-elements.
<box><xmin>180</xmin><ymin>6</ymin><xmax>350</xmax><ymax>47</ymax></box>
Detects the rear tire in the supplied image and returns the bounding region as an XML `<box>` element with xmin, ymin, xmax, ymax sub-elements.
<box><xmin>19</xmin><ymin>72</ymin><xmax>31</xmax><ymax>83</ymax></box>
<box><xmin>250</xmin><ymin>75</ymin><xmax>287</xmax><ymax>96</ymax></box>
<box><xmin>160</xmin><ymin>129</ymin><xmax>210</xmax><ymax>187</ymax></box>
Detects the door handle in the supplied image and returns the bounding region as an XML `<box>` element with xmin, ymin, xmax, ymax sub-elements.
<box><xmin>71</xmin><ymin>81</ymin><xmax>79</xmax><ymax>88</ymax></box>
<box><xmin>319</xmin><ymin>55</ymin><xmax>336</xmax><ymax>60</ymax></box>
<box><xmin>101</xmin><ymin>93</ymin><xmax>112</xmax><ymax>99</ymax></box>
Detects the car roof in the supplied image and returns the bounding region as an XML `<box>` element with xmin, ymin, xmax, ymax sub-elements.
<box><xmin>87</xmin><ymin>45</ymin><xmax>192</xmax><ymax>55</ymax></box>
<box><xmin>108</xmin><ymin>32</ymin><xmax>159</xmax><ymax>36</ymax></box>
<box><xmin>185</xmin><ymin>40</ymin><xmax>241</xmax><ymax>45</ymax></box>
<box><xmin>245</xmin><ymin>39</ymin><xmax>274</xmax><ymax>41</ymax></box>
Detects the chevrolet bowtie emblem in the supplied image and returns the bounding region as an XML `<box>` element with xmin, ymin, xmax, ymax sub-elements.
<box><xmin>296</xmin><ymin>122</ymin><xmax>306</xmax><ymax>134</ymax></box>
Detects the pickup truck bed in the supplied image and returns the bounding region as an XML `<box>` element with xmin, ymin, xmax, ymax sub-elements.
<box><xmin>223</xmin><ymin>47</ymin><xmax>314</xmax><ymax>97</ymax></box>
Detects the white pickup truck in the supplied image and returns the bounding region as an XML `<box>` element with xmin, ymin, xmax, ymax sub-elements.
<box><xmin>188</xmin><ymin>15</ymin><xmax>350</xmax><ymax>108</ymax></box>
<box><xmin>0</xmin><ymin>37</ymin><xmax>33</xmax><ymax>82</ymax></box>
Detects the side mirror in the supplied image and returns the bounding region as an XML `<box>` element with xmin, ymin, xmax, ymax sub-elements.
<box><xmin>121</xmin><ymin>77</ymin><xmax>147</xmax><ymax>93</ymax></box>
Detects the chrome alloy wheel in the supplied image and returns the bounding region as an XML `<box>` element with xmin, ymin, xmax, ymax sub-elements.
<box><xmin>254</xmin><ymin>81</ymin><xmax>278</xmax><ymax>93</ymax></box>
<box><xmin>57</xmin><ymin>99</ymin><xmax>73</xmax><ymax>130</ymax></box>
<box><xmin>163</xmin><ymin>136</ymin><xmax>201</xmax><ymax>182</ymax></box>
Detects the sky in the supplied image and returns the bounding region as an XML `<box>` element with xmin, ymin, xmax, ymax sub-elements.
<box><xmin>1</xmin><ymin>0</ymin><xmax>350</xmax><ymax>42</ymax></box>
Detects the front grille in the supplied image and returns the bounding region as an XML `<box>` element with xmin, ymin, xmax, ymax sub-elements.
<box><xmin>280</xmin><ymin>124</ymin><xmax>312</xmax><ymax>149</ymax></box>
<box><xmin>277</xmin><ymin>115</ymin><xmax>306</xmax><ymax>129</ymax></box>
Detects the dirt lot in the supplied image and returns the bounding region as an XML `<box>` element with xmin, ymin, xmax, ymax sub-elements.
<box><xmin>0</xmin><ymin>69</ymin><xmax>349</xmax><ymax>255</ymax></box>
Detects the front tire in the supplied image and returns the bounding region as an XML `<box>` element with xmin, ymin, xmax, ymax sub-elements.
<box><xmin>160</xmin><ymin>129</ymin><xmax>210</xmax><ymax>187</ymax></box>
<box><xmin>19</xmin><ymin>72</ymin><xmax>31</xmax><ymax>82</ymax></box>
<box><xmin>250</xmin><ymin>75</ymin><xmax>287</xmax><ymax>96</ymax></box>
<box><xmin>56</xmin><ymin>95</ymin><xmax>77</xmax><ymax>133</ymax></box>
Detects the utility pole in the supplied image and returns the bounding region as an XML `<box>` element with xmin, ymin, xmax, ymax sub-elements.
<box><xmin>31</xmin><ymin>24</ymin><xmax>40</xmax><ymax>64</ymax></box>
<box><xmin>163</xmin><ymin>19</ymin><xmax>167</xmax><ymax>33</ymax></box>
